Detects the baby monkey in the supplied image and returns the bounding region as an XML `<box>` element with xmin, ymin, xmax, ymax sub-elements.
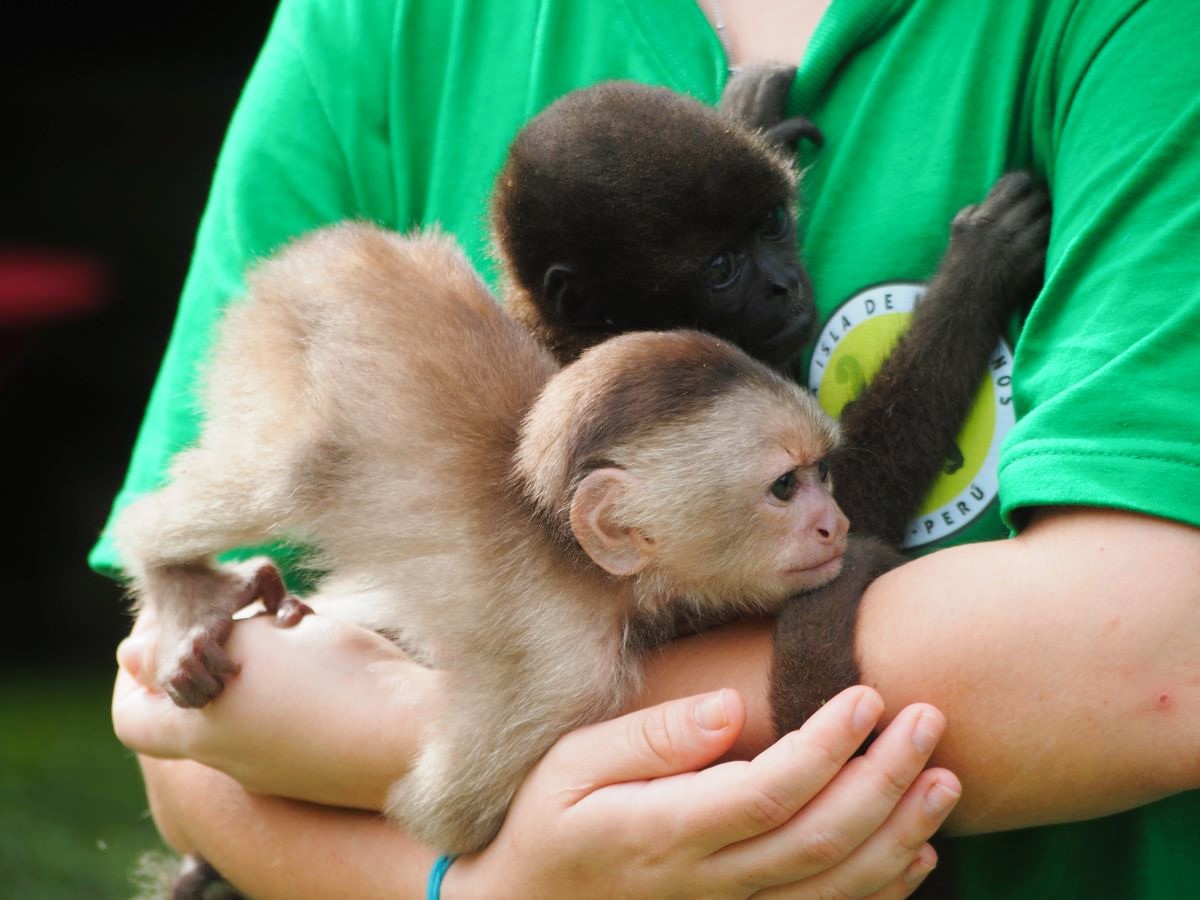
<box><xmin>116</xmin><ymin>225</ymin><xmax>848</xmax><ymax>853</ymax></box>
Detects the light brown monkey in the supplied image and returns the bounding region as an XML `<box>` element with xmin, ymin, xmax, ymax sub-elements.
<box><xmin>115</xmin><ymin>223</ymin><xmax>849</xmax><ymax>853</ymax></box>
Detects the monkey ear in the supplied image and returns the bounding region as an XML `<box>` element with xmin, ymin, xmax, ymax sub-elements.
<box><xmin>569</xmin><ymin>468</ymin><xmax>653</xmax><ymax>577</ymax></box>
<box><xmin>543</xmin><ymin>264</ymin><xmax>581</xmax><ymax>323</ymax></box>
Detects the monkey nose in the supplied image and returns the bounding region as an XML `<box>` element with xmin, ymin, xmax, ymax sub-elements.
<box><xmin>815</xmin><ymin>505</ymin><xmax>850</xmax><ymax>544</ymax></box>
<box><xmin>771</xmin><ymin>270</ymin><xmax>802</xmax><ymax>300</ymax></box>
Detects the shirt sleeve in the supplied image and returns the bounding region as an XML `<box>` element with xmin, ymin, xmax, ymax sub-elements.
<box><xmin>999</xmin><ymin>0</ymin><xmax>1200</xmax><ymax>531</ymax></box>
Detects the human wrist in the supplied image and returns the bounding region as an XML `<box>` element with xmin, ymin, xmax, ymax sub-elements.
<box><xmin>437</xmin><ymin>850</ymin><xmax>498</xmax><ymax>900</ymax></box>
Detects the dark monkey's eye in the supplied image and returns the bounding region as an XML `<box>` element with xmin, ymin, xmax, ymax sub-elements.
<box><xmin>709</xmin><ymin>251</ymin><xmax>739</xmax><ymax>288</ymax></box>
<box><xmin>761</xmin><ymin>205</ymin><xmax>790</xmax><ymax>241</ymax></box>
<box><xmin>817</xmin><ymin>459</ymin><xmax>831</xmax><ymax>483</ymax></box>
<box><xmin>770</xmin><ymin>470</ymin><xmax>799</xmax><ymax>501</ymax></box>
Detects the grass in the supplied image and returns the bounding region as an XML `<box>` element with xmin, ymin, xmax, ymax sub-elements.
<box><xmin>0</xmin><ymin>665</ymin><xmax>166</xmax><ymax>899</ymax></box>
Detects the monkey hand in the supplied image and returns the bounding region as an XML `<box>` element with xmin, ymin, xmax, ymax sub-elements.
<box><xmin>943</xmin><ymin>171</ymin><xmax>1052</xmax><ymax>323</ymax></box>
<box><xmin>444</xmin><ymin>687</ymin><xmax>959</xmax><ymax>899</ymax></box>
<box><xmin>719</xmin><ymin>61</ymin><xmax>824</xmax><ymax>150</ymax></box>
<box><xmin>114</xmin><ymin>609</ymin><xmax>441</xmax><ymax>809</ymax></box>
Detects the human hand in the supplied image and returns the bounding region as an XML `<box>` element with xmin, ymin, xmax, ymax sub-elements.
<box><xmin>113</xmin><ymin>608</ymin><xmax>441</xmax><ymax>809</ymax></box>
<box><xmin>449</xmin><ymin>686</ymin><xmax>959</xmax><ymax>899</ymax></box>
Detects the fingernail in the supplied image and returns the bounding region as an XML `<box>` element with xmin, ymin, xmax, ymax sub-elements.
<box><xmin>693</xmin><ymin>690</ymin><xmax>730</xmax><ymax>731</ymax></box>
<box><xmin>904</xmin><ymin>847</ymin><xmax>937</xmax><ymax>885</ymax></box>
<box><xmin>923</xmin><ymin>781</ymin><xmax>961</xmax><ymax>818</ymax></box>
<box><xmin>911</xmin><ymin>710</ymin><xmax>942</xmax><ymax>754</ymax></box>
<box><xmin>852</xmin><ymin>690</ymin><xmax>883</xmax><ymax>732</ymax></box>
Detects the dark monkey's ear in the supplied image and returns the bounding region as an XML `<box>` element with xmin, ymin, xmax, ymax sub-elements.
<box><xmin>544</xmin><ymin>264</ymin><xmax>608</xmax><ymax>327</ymax></box>
<box><xmin>543</xmin><ymin>264</ymin><xmax>575</xmax><ymax>321</ymax></box>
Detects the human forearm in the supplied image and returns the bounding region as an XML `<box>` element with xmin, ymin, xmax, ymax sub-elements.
<box><xmin>647</xmin><ymin>508</ymin><xmax>1200</xmax><ymax>834</ymax></box>
<box><xmin>857</xmin><ymin>507</ymin><xmax>1200</xmax><ymax>833</ymax></box>
<box><xmin>140</xmin><ymin>690</ymin><xmax>957</xmax><ymax>900</ymax></box>
<box><xmin>140</xmin><ymin>756</ymin><xmax>434</xmax><ymax>899</ymax></box>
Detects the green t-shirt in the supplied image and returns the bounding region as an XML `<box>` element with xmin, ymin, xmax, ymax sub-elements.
<box><xmin>91</xmin><ymin>0</ymin><xmax>1200</xmax><ymax>895</ymax></box>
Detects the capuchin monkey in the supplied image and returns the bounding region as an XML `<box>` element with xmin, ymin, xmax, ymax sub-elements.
<box><xmin>117</xmin><ymin>224</ymin><xmax>849</xmax><ymax>853</ymax></box>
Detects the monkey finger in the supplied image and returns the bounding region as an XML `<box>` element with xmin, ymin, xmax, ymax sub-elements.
<box><xmin>764</xmin><ymin>117</ymin><xmax>825</xmax><ymax>150</ymax></box>
<box><xmin>674</xmin><ymin>686</ymin><xmax>885</xmax><ymax>851</ymax></box>
<box><xmin>993</xmin><ymin>186</ymin><xmax>1052</xmax><ymax>239</ymax></box>
<box><xmin>700</xmin><ymin>703</ymin><xmax>946</xmax><ymax>877</ymax></box>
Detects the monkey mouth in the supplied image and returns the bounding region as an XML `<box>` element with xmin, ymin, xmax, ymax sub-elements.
<box><xmin>751</xmin><ymin>312</ymin><xmax>814</xmax><ymax>364</ymax></box>
<box><xmin>786</xmin><ymin>551</ymin><xmax>845</xmax><ymax>586</ymax></box>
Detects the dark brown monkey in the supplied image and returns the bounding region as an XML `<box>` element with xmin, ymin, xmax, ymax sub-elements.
<box><xmin>491</xmin><ymin>74</ymin><xmax>1049</xmax><ymax>546</ymax></box>
<box><xmin>115</xmin><ymin>225</ymin><xmax>850</xmax><ymax>854</ymax></box>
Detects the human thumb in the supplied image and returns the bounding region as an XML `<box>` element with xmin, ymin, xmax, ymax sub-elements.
<box><xmin>548</xmin><ymin>689</ymin><xmax>746</xmax><ymax>801</ymax></box>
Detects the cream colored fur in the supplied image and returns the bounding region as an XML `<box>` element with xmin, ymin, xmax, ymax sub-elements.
<box><xmin>114</xmin><ymin>223</ymin><xmax>845</xmax><ymax>852</ymax></box>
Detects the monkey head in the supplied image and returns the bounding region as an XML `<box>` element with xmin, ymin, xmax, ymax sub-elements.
<box><xmin>492</xmin><ymin>81</ymin><xmax>815</xmax><ymax>369</ymax></box>
<box><xmin>516</xmin><ymin>331</ymin><xmax>848</xmax><ymax>614</ymax></box>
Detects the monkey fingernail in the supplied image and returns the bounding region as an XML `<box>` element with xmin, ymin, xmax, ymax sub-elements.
<box><xmin>693</xmin><ymin>690</ymin><xmax>731</xmax><ymax>731</ymax></box>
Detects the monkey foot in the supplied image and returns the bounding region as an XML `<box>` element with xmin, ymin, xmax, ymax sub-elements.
<box><xmin>163</xmin><ymin>616</ymin><xmax>239</xmax><ymax>708</ymax></box>
<box><xmin>267</xmin><ymin>594</ymin><xmax>314</xmax><ymax>628</ymax></box>
<box><xmin>229</xmin><ymin>556</ymin><xmax>312</xmax><ymax>626</ymax></box>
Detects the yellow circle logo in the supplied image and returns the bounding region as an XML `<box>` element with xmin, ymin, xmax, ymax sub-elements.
<box><xmin>808</xmin><ymin>283</ymin><xmax>1015</xmax><ymax>548</ymax></box>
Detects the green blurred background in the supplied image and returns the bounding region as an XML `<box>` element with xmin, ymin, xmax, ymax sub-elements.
<box><xmin>3</xmin><ymin>4</ymin><xmax>275</xmax><ymax>895</ymax></box>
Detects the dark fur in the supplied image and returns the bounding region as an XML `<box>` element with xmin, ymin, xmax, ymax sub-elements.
<box><xmin>494</xmin><ymin>81</ymin><xmax>814</xmax><ymax>368</ymax></box>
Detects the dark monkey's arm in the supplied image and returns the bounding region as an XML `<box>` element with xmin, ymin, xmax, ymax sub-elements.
<box><xmin>833</xmin><ymin>174</ymin><xmax>1049</xmax><ymax>544</ymax></box>
<box><xmin>722</xmin><ymin>64</ymin><xmax>1050</xmax><ymax>546</ymax></box>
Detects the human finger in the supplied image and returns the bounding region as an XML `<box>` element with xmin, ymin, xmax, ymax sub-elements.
<box><xmin>670</xmin><ymin>685</ymin><xmax>884</xmax><ymax>851</ymax></box>
<box><xmin>111</xmin><ymin>663</ymin><xmax>194</xmax><ymax>758</ymax></box>
<box><xmin>752</xmin><ymin>842</ymin><xmax>939</xmax><ymax>899</ymax></box>
<box><xmin>708</xmin><ymin>703</ymin><xmax>944</xmax><ymax>884</ymax></box>
<box><xmin>546</xmin><ymin>689</ymin><xmax>748</xmax><ymax>803</ymax></box>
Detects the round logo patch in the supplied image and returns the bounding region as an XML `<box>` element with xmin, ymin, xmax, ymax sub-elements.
<box><xmin>807</xmin><ymin>283</ymin><xmax>1015</xmax><ymax>549</ymax></box>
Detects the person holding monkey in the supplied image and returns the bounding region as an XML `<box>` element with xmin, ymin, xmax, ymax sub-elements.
<box><xmin>102</xmin><ymin>0</ymin><xmax>1200</xmax><ymax>897</ymax></box>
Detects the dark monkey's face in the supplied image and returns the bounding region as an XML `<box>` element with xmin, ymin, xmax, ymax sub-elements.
<box><xmin>698</xmin><ymin>203</ymin><xmax>814</xmax><ymax>367</ymax></box>
<box><xmin>493</xmin><ymin>81</ymin><xmax>816</xmax><ymax>367</ymax></box>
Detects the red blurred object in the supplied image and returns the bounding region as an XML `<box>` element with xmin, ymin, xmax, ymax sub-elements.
<box><xmin>0</xmin><ymin>249</ymin><xmax>110</xmax><ymax>326</ymax></box>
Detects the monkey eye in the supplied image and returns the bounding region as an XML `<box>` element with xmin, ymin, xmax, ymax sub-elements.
<box><xmin>817</xmin><ymin>459</ymin><xmax>831</xmax><ymax>483</ymax></box>
<box><xmin>709</xmin><ymin>251</ymin><xmax>740</xmax><ymax>289</ymax></box>
<box><xmin>770</xmin><ymin>469</ymin><xmax>799</xmax><ymax>501</ymax></box>
<box><xmin>761</xmin><ymin>205</ymin><xmax>791</xmax><ymax>241</ymax></box>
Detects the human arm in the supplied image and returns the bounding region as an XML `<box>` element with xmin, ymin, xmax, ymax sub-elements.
<box><xmin>674</xmin><ymin>508</ymin><xmax>1200</xmax><ymax>835</ymax></box>
<box><xmin>131</xmin><ymin>685</ymin><xmax>958</xmax><ymax>899</ymax></box>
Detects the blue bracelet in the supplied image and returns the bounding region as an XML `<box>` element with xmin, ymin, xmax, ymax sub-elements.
<box><xmin>427</xmin><ymin>854</ymin><xmax>459</xmax><ymax>900</ymax></box>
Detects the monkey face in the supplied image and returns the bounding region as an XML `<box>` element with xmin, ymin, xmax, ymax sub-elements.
<box><xmin>695</xmin><ymin>204</ymin><xmax>815</xmax><ymax>368</ymax></box>
<box><xmin>615</xmin><ymin>380</ymin><xmax>848</xmax><ymax>610</ymax></box>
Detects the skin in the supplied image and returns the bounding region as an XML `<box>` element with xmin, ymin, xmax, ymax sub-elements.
<box><xmin>117</xmin><ymin>632</ymin><xmax>957</xmax><ymax>899</ymax></box>
<box><xmin>116</xmin><ymin>509</ymin><xmax>1200</xmax><ymax>855</ymax></box>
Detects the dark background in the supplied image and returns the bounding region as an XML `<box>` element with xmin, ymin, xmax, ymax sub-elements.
<box><xmin>1</xmin><ymin>5</ymin><xmax>279</xmax><ymax>895</ymax></box>
<box><xmin>3</xmin><ymin>3</ymin><xmax>278</xmax><ymax>663</ymax></box>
